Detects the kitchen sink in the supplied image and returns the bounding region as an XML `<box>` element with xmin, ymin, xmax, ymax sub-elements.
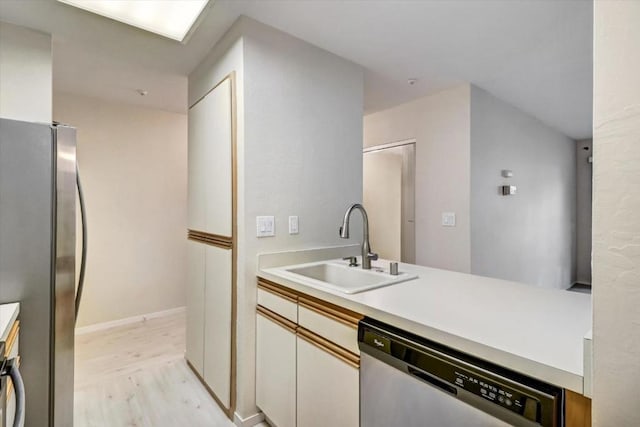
<box><xmin>284</xmin><ymin>261</ymin><xmax>417</xmax><ymax>294</ymax></box>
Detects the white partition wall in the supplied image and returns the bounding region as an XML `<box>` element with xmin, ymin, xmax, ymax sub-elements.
<box><xmin>593</xmin><ymin>2</ymin><xmax>640</xmax><ymax>425</ymax></box>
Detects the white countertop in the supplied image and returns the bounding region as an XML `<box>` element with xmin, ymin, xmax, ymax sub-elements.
<box><xmin>1</xmin><ymin>303</ymin><xmax>20</xmax><ymax>342</ymax></box>
<box><xmin>259</xmin><ymin>249</ymin><xmax>592</xmax><ymax>394</ymax></box>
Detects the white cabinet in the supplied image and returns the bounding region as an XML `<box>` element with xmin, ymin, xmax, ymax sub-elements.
<box><xmin>186</xmin><ymin>241</ymin><xmax>205</xmax><ymax>374</ymax></box>
<box><xmin>188</xmin><ymin>78</ymin><xmax>233</xmax><ymax>236</ymax></box>
<box><xmin>256</xmin><ymin>311</ymin><xmax>297</xmax><ymax>427</ymax></box>
<box><xmin>255</xmin><ymin>279</ymin><xmax>361</xmax><ymax>427</ymax></box>
<box><xmin>187</xmin><ymin>73</ymin><xmax>237</xmax><ymax>416</ymax></box>
<box><xmin>186</xmin><ymin>242</ymin><xmax>233</xmax><ymax>408</ymax></box>
<box><xmin>297</xmin><ymin>335</ymin><xmax>359</xmax><ymax>427</ymax></box>
<box><xmin>203</xmin><ymin>245</ymin><xmax>233</xmax><ymax>408</ymax></box>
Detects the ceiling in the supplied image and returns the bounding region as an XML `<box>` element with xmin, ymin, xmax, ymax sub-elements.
<box><xmin>0</xmin><ymin>0</ymin><xmax>593</xmax><ymax>139</ymax></box>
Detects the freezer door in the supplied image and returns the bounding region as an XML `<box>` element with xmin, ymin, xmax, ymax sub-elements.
<box><xmin>0</xmin><ymin>118</ymin><xmax>56</xmax><ymax>427</ymax></box>
<box><xmin>0</xmin><ymin>118</ymin><xmax>76</xmax><ymax>427</ymax></box>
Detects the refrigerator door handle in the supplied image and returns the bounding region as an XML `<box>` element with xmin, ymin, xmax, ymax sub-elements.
<box><xmin>75</xmin><ymin>163</ymin><xmax>87</xmax><ymax>324</ymax></box>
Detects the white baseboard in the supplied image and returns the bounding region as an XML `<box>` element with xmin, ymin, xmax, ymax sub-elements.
<box><xmin>75</xmin><ymin>306</ymin><xmax>186</xmax><ymax>335</ymax></box>
<box><xmin>234</xmin><ymin>411</ymin><xmax>265</xmax><ymax>427</ymax></box>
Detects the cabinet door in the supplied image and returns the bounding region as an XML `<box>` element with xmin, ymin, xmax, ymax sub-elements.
<box><xmin>297</xmin><ymin>336</ymin><xmax>359</xmax><ymax>427</ymax></box>
<box><xmin>186</xmin><ymin>241</ymin><xmax>205</xmax><ymax>374</ymax></box>
<box><xmin>187</xmin><ymin>102</ymin><xmax>205</xmax><ymax>231</ymax></box>
<box><xmin>256</xmin><ymin>312</ymin><xmax>296</xmax><ymax>427</ymax></box>
<box><xmin>203</xmin><ymin>245</ymin><xmax>232</xmax><ymax>408</ymax></box>
<box><xmin>187</xmin><ymin>78</ymin><xmax>233</xmax><ymax>236</ymax></box>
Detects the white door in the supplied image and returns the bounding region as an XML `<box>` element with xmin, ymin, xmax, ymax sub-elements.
<box><xmin>203</xmin><ymin>245</ymin><xmax>233</xmax><ymax>408</ymax></box>
<box><xmin>363</xmin><ymin>149</ymin><xmax>403</xmax><ymax>260</ymax></box>
<box><xmin>188</xmin><ymin>78</ymin><xmax>233</xmax><ymax>236</ymax></box>
<box><xmin>297</xmin><ymin>336</ymin><xmax>359</xmax><ymax>427</ymax></box>
<box><xmin>256</xmin><ymin>313</ymin><xmax>297</xmax><ymax>427</ymax></box>
<box><xmin>186</xmin><ymin>241</ymin><xmax>205</xmax><ymax>374</ymax></box>
<box><xmin>363</xmin><ymin>142</ymin><xmax>416</xmax><ymax>263</ymax></box>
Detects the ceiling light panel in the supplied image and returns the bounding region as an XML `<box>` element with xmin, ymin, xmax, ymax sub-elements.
<box><xmin>57</xmin><ymin>0</ymin><xmax>210</xmax><ymax>42</ymax></box>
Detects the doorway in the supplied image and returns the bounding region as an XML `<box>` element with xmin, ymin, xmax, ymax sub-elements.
<box><xmin>363</xmin><ymin>139</ymin><xmax>416</xmax><ymax>264</ymax></box>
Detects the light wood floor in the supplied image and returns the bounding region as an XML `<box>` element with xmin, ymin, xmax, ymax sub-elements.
<box><xmin>75</xmin><ymin>310</ymin><xmax>259</xmax><ymax>427</ymax></box>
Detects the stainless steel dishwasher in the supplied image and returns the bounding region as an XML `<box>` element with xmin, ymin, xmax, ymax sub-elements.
<box><xmin>359</xmin><ymin>318</ymin><xmax>564</xmax><ymax>427</ymax></box>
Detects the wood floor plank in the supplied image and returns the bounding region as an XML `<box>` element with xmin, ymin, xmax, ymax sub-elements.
<box><xmin>74</xmin><ymin>311</ymin><xmax>240</xmax><ymax>427</ymax></box>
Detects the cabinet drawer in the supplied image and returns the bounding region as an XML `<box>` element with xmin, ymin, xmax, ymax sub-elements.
<box><xmin>298</xmin><ymin>299</ymin><xmax>360</xmax><ymax>355</ymax></box>
<box><xmin>257</xmin><ymin>288</ymin><xmax>298</xmax><ymax>324</ymax></box>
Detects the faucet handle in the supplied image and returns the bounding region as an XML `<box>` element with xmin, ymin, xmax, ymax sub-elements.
<box><xmin>342</xmin><ymin>256</ymin><xmax>358</xmax><ymax>267</ymax></box>
<box><xmin>390</xmin><ymin>262</ymin><xmax>399</xmax><ymax>275</ymax></box>
<box><xmin>367</xmin><ymin>252</ymin><xmax>379</xmax><ymax>261</ymax></box>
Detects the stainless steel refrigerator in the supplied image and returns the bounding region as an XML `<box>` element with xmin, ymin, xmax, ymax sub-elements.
<box><xmin>0</xmin><ymin>118</ymin><xmax>77</xmax><ymax>427</ymax></box>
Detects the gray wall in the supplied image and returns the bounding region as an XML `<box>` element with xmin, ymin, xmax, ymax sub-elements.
<box><xmin>576</xmin><ymin>139</ymin><xmax>593</xmax><ymax>284</ymax></box>
<box><xmin>0</xmin><ymin>21</ymin><xmax>52</xmax><ymax>122</ymax></box>
<box><xmin>470</xmin><ymin>86</ymin><xmax>576</xmax><ymax>289</ymax></box>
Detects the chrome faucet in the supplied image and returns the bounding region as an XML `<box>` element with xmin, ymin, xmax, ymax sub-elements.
<box><xmin>339</xmin><ymin>203</ymin><xmax>378</xmax><ymax>269</ymax></box>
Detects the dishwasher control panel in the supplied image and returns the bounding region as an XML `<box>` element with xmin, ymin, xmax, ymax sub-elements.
<box><xmin>453</xmin><ymin>370</ymin><xmax>541</xmax><ymax>421</ymax></box>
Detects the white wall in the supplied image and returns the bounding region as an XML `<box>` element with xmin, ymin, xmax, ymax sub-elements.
<box><xmin>470</xmin><ymin>86</ymin><xmax>576</xmax><ymax>289</ymax></box>
<box><xmin>593</xmin><ymin>2</ymin><xmax>640</xmax><ymax>425</ymax></box>
<box><xmin>575</xmin><ymin>139</ymin><xmax>592</xmax><ymax>285</ymax></box>
<box><xmin>363</xmin><ymin>85</ymin><xmax>471</xmax><ymax>272</ymax></box>
<box><xmin>53</xmin><ymin>93</ymin><xmax>188</xmax><ymax>327</ymax></box>
<box><xmin>189</xmin><ymin>17</ymin><xmax>363</xmax><ymax>420</ymax></box>
<box><xmin>0</xmin><ymin>21</ymin><xmax>52</xmax><ymax>122</ymax></box>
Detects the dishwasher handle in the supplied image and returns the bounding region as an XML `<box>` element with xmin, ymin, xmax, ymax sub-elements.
<box><xmin>408</xmin><ymin>366</ymin><xmax>458</xmax><ymax>396</ymax></box>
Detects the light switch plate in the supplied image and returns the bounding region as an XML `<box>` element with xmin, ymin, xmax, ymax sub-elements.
<box><xmin>256</xmin><ymin>216</ymin><xmax>275</xmax><ymax>237</ymax></box>
<box><xmin>442</xmin><ymin>212</ymin><xmax>456</xmax><ymax>227</ymax></box>
<box><xmin>500</xmin><ymin>185</ymin><xmax>517</xmax><ymax>196</ymax></box>
<box><xmin>288</xmin><ymin>216</ymin><xmax>299</xmax><ymax>234</ymax></box>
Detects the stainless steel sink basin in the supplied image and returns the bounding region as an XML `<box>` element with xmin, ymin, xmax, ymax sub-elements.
<box><xmin>284</xmin><ymin>261</ymin><xmax>417</xmax><ymax>294</ymax></box>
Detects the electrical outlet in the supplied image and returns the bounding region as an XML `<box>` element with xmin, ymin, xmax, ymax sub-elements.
<box><xmin>288</xmin><ymin>216</ymin><xmax>299</xmax><ymax>234</ymax></box>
